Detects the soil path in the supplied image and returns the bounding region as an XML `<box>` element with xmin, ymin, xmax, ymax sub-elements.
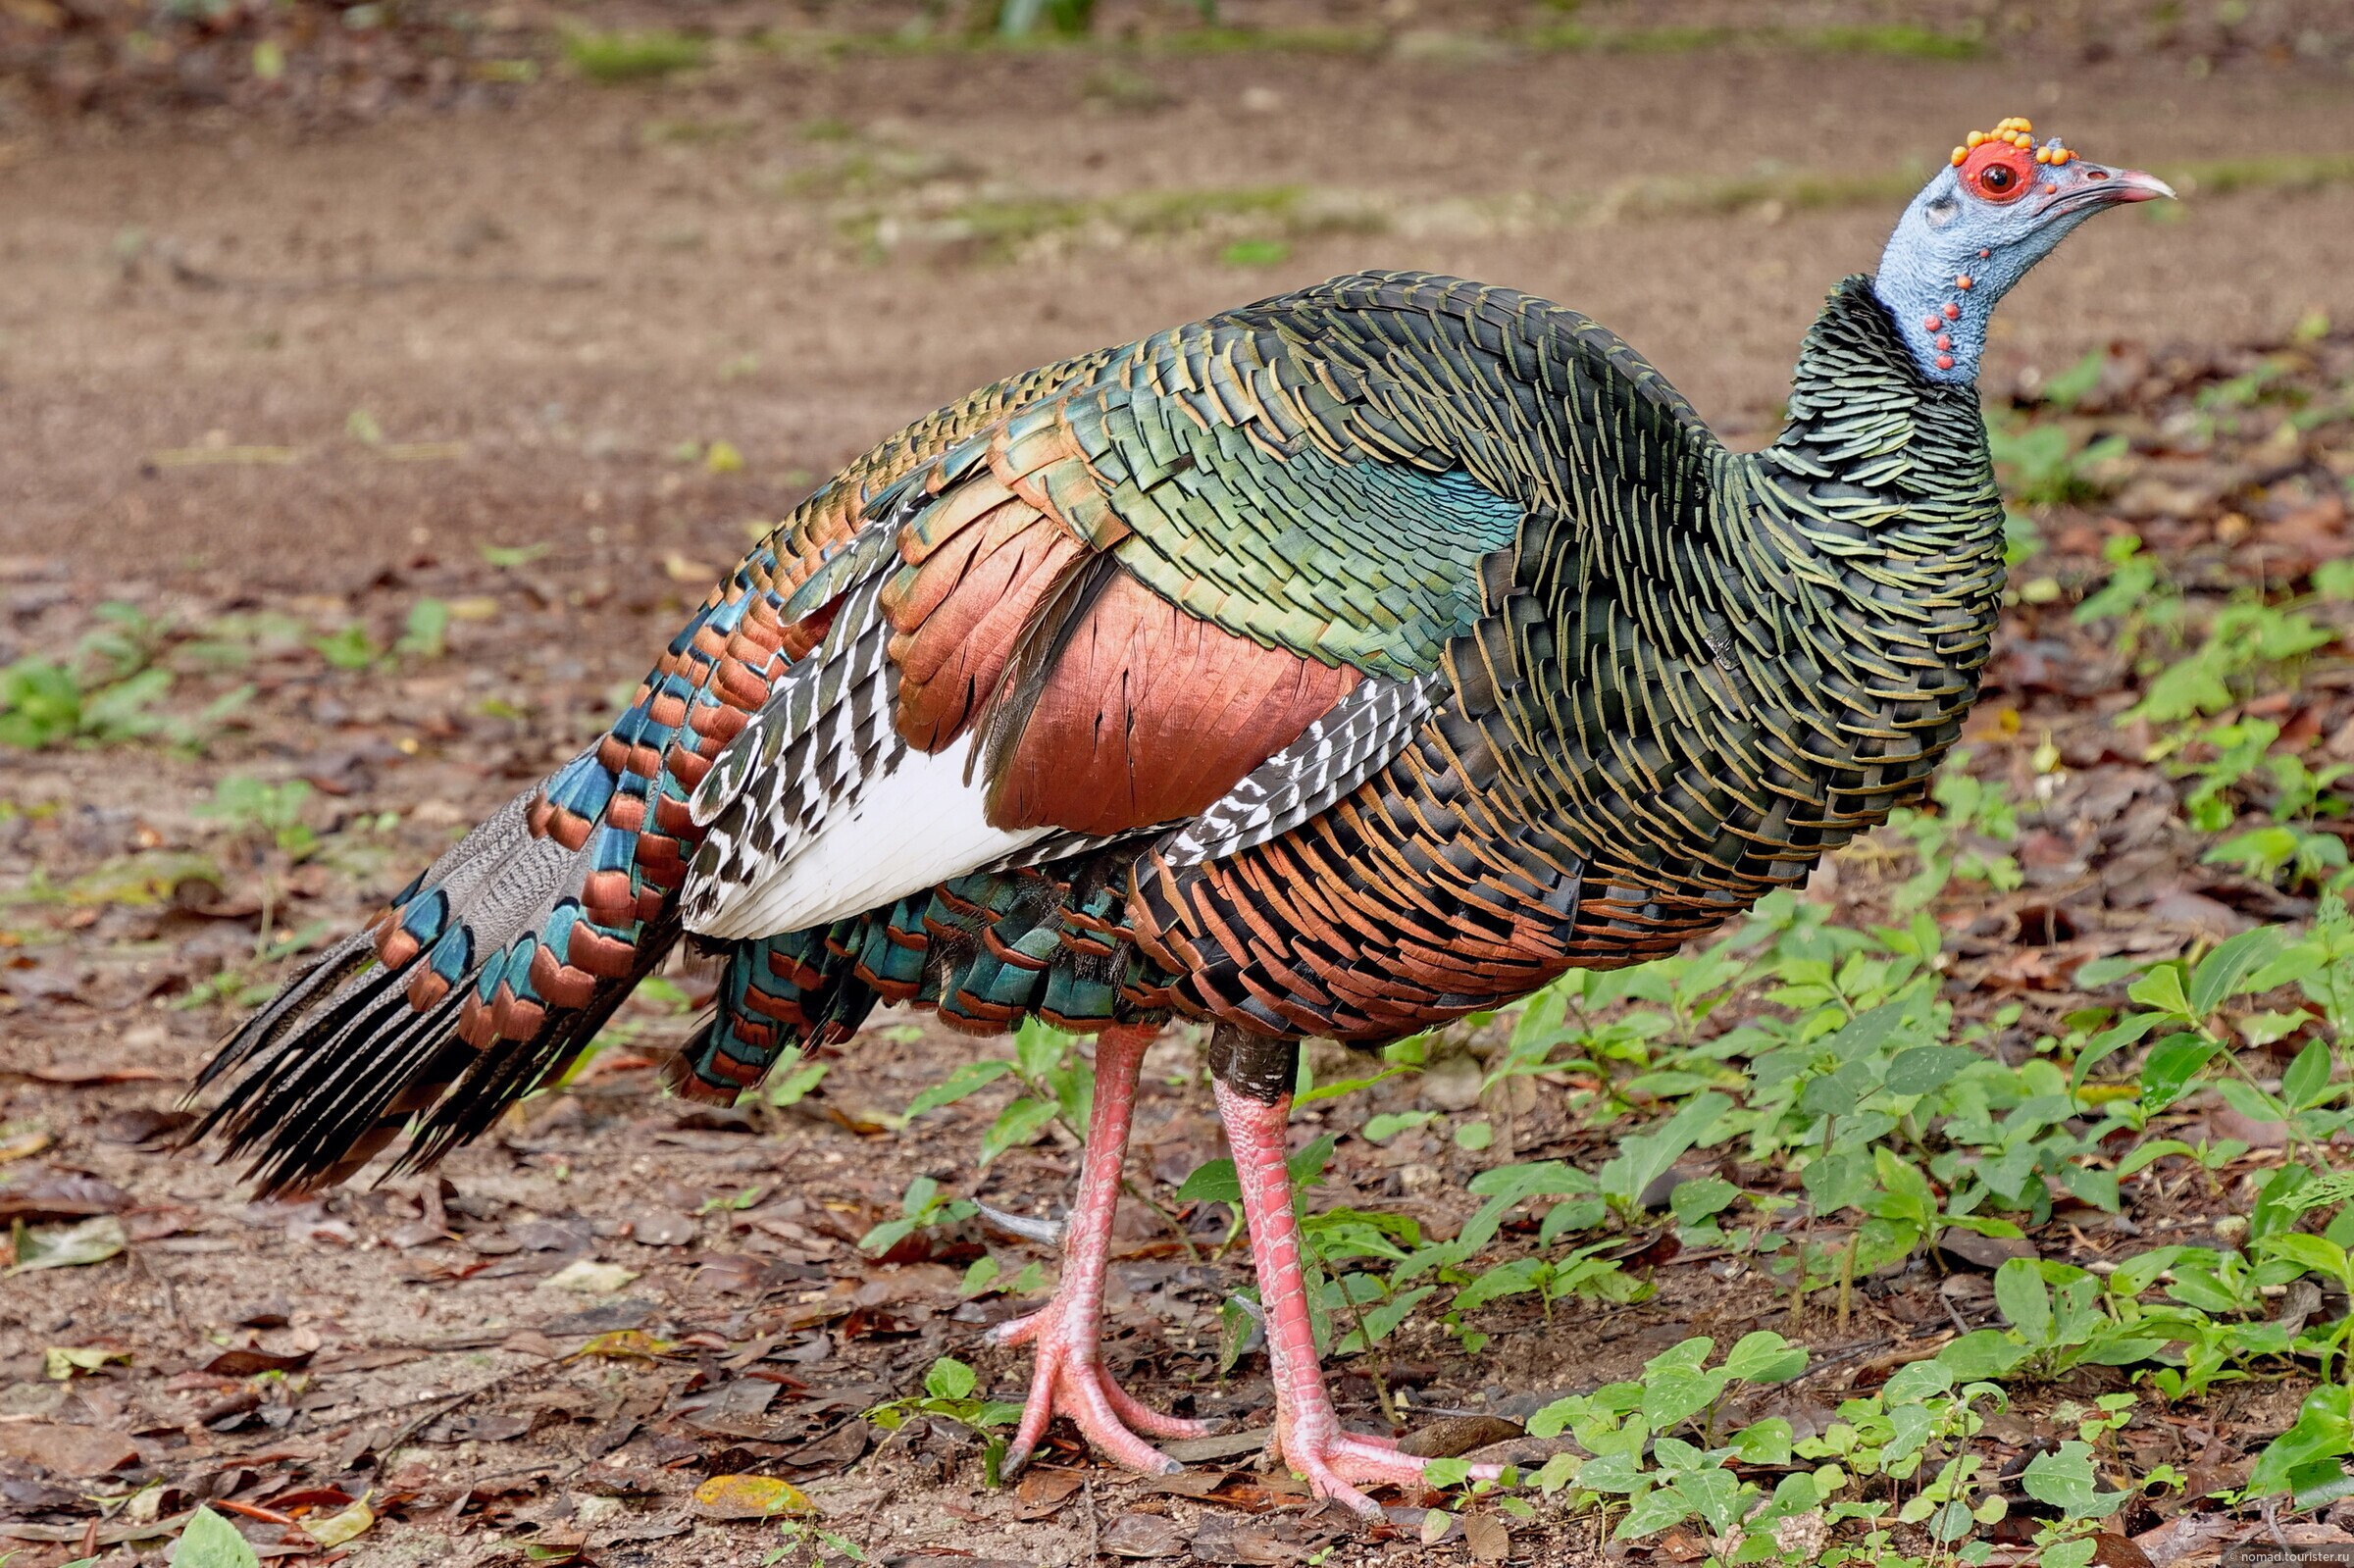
<box><xmin>5</xmin><ymin>45</ymin><xmax>2350</xmax><ymax>595</ymax></box>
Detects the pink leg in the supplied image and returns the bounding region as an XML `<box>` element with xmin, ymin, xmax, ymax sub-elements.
<box><xmin>1214</xmin><ymin>1079</ymin><xmax>1500</xmax><ymax>1515</ymax></box>
<box><xmin>990</xmin><ymin>1025</ymin><xmax>1211</xmax><ymax>1476</ymax></box>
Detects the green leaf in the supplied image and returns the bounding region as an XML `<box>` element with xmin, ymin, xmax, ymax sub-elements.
<box><xmin>2021</xmin><ymin>1442</ymin><xmax>2123</xmax><ymax>1519</ymax></box>
<box><xmin>924</xmin><ymin>1357</ymin><xmax>978</xmax><ymax>1400</ymax></box>
<box><xmin>978</xmin><ymin>1096</ymin><xmax>1058</xmax><ymax>1166</ymax></box>
<box><xmin>1868</xmin><ymin>1147</ymin><xmax>1938</xmax><ymax>1229</ymax></box>
<box><xmin>1012</xmin><ymin>1018</ymin><xmax>1073</xmax><ymax>1080</ymax></box>
<box><xmin>1667</xmin><ymin>1176</ymin><xmax>1738</xmax><ymax>1226</ymax></box>
<box><xmin>1175</xmin><ymin>1157</ymin><xmax>1240</xmax><ymax>1206</ymax></box>
<box><xmin>1884</xmin><ymin>1044</ymin><xmax>1975</xmax><ymax>1097</ymax></box>
<box><xmin>1453</xmin><ymin>1120</ymin><xmax>1494</xmax><ymax>1151</ymax></box>
<box><xmin>2251</xmin><ymin>1385</ymin><xmax>2353</xmax><ymax>1495</ymax></box>
<box><xmin>1730</xmin><ymin>1417</ymin><xmax>1793</xmax><ymax>1466</ymax></box>
<box><xmin>1800</xmin><ymin>1148</ymin><xmax>1872</xmax><ymax>1216</ymax></box>
<box><xmin>1612</xmin><ymin>1485</ymin><xmax>1695</xmax><ymax>1541</ymax></box>
<box><xmin>2127</xmin><ymin>963</ymin><xmax>2193</xmax><ymax>1019</ymax></box>
<box><xmin>1994</xmin><ymin>1258</ymin><xmax>2053</xmax><ymax>1344</ymax></box>
<box><xmin>1880</xmin><ymin>1358</ymin><xmax>1954</xmax><ymax>1404</ymax></box>
<box><xmin>856</xmin><ymin>1216</ymin><xmax>916</xmax><ymax>1255</ymax></box>
<box><xmin>1936</xmin><ymin>1329</ymin><xmax>2031</xmax><ymax>1381</ymax></box>
<box><xmin>1356</xmin><ymin>1286</ymin><xmax>1435</xmax><ymax>1347</ymax></box>
<box><xmin>2071</xmin><ymin>1012</ymin><xmax>2159</xmax><ymax>1097</ymax></box>
<box><xmin>2140</xmin><ymin>1033</ymin><xmax>2225</xmax><ymax>1114</ymax></box>
<box><xmin>1721</xmin><ymin>1331</ymin><xmax>1808</xmax><ymax>1385</ymax></box>
<box><xmin>2041</xmin><ymin>1541</ymin><xmax>2099</xmax><ymax>1568</ymax></box>
<box><xmin>2189</xmin><ymin>927</ymin><xmax>2291</xmax><ymax>1019</ymax></box>
<box><xmin>2073</xmin><ymin>955</ymin><xmax>2147</xmax><ymax>988</ymax></box>
<box><xmin>1297</xmin><ymin>1064</ymin><xmax>1413</xmax><ymax>1107</ymax></box>
<box><xmin>2262</xmin><ymin>1233</ymin><xmax>2351</xmax><ymax>1281</ymax></box>
<box><xmin>1456</xmin><ymin>1257</ymin><xmax>1549</xmax><ymax>1312</ymax></box>
<box><xmin>1798</xmin><ymin>1059</ymin><xmax>1878</xmax><ymax>1119</ymax></box>
<box><xmin>2284</xmin><ymin>1039</ymin><xmax>2333</xmax><ymax>1109</ymax></box>
<box><xmin>1598</xmin><ymin>1091</ymin><xmax>1730</xmax><ymax>1208</ymax></box>
<box><xmin>1640</xmin><ymin>1361</ymin><xmax>1726</xmax><ymax>1433</ymax></box>
<box><xmin>178</xmin><ymin>1507</ymin><xmax>264</xmax><ymax>1568</ymax></box>
<box><xmin>1675</xmin><ymin>1464</ymin><xmax>1746</xmax><ymax>1534</ymax></box>
<box><xmin>1361</xmin><ymin>1110</ymin><xmax>1435</xmax><ymax>1144</ymax></box>
<box><xmin>764</xmin><ymin>1057</ymin><xmax>828</xmax><ymax>1108</ymax></box>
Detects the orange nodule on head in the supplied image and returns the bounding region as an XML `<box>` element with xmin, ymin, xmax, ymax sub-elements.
<box><xmin>1948</xmin><ymin>117</ymin><xmax>2077</xmax><ymax>203</ymax></box>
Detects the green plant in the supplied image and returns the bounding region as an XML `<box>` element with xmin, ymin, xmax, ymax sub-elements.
<box><xmin>194</xmin><ymin>775</ymin><xmax>318</xmax><ymax>857</ymax></box>
<box><xmin>1</xmin><ymin>600</ymin><xmax>249</xmax><ymax>750</ymax></box>
<box><xmin>2073</xmin><ymin>533</ymin><xmax>2184</xmax><ymax>661</ymax></box>
<box><xmin>1937</xmin><ymin>1258</ymin><xmax>2191</xmax><ymax>1383</ymax></box>
<box><xmin>863</xmin><ymin>1357</ymin><xmax>1023</xmax><ymax>1483</ymax></box>
<box><xmin>856</xmin><ymin>1175</ymin><xmax>976</xmax><ymax>1256</ymax></box>
<box><xmin>2073</xmin><ymin>926</ymin><xmax>2349</xmax><ymax>1158</ymax></box>
<box><xmin>1988</xmin><ymin>411</ymin><xmax>2127</xmax><ymax>506</ymax></box>
<box><xmin>1882</xmin><ymin>755</ymin><xmax>2021</xmax><ymax>912</ymax></box>
<box><xmin>1523</xmin><ymin>1332</ymin><xmax>1820</xmax><ymax>1549</ymax></box>
<box><xmin>565</xmin><ymin>28</ymin><xmax>708</xmax><ymax>81</ymax></box>
<box><xmin>901</xmin><ymin>1018</ymin><xmax>1097</xmax><ymax>1166</ymax></box>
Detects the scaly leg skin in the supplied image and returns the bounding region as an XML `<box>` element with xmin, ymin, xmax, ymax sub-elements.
<box><xmin>1214</xmin><ymin>1077</ymin><xmax>1502</xmax><ymax>1515</ymax></box>
<box><xmin>991</xmin><ymin>1024</ymin><xmax>1212</xmax><ymax>1476</ymax></box>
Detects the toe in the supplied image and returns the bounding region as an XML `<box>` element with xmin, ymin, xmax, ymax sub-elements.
<box><xmin>988</xmin><ymin>1310</ymin><xmax>1045</xmax><ymax>1348</ymax></box>
<box><xmin>1100</xmin><ymin>1376</ymin><xmax>1214</xmax><ymax>1440</ymax></box>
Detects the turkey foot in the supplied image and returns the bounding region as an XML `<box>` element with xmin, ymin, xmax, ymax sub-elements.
<box><xmin>1214</xmin><ymin>1076</ymin><xmax>1504</xmax><ymax>1514</ymax></box>
<box><xmin>993</xmin><ymin>1025</ymin><xmax>1210</xmax><ymax>1476</ymax></box>
<box><xmin>993</xmin><ymin>1297</ymin><xmax>1209</xmax><ymax>1475</ymax></box>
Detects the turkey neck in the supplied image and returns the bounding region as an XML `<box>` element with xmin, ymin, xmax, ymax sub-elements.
<box><xmin>1512</xmin><ymin>272</ymin><xmax>2007</xmax><ymax>964</ymax></box>
<box><xmin>1720</xmin><ymin>272</ymin><xmax>2006</xmax><ymax>813</ymax></box>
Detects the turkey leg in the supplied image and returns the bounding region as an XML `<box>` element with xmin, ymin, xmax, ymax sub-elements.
<box><xmin>993</xmin><ymin>1024</ymin><xmax>1211</xmax><ymax>1475</ymax></box>
<box><xmin>1213</xmin><ymin>1075</ymin><xmax>1501</xmax><ymax>1514</ymax></box>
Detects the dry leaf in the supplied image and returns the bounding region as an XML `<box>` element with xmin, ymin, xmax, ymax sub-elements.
<box><xmin>691</xmin><ymin>1474</ymin><xmax>814</xmax><ymax>1520</ymax></box>
<box><xmin>302</xmin><ymin>1497</ymin><xmax>376</xmax><ymax>1547</ymax></box>
<box><xmin>539</xmin><ymin>1258</ymin><xmax>639</xmax><ymax>1294</ymax></box>
<box><xmin>1014</xmin><ymin>1467</ymin><xmax>1085</xmax><ymax>1520</ymax></box>
<box><xmin>9</xmin><ymin>1214</ymin><xmax>127</xmax><ymax>1273</ymax></box>
<box><xmin>0</xmin><ymin>1421</ymin><xmax>139</xmax><ymax>1477</ymax></box>
<box><xmin>1462</xmin><ymin>1512</ymin><xmax>1512</xmax><ymax>1562</ymax></box>
<box><xmin>1101</xmin><ymin>1512</ymin><xmax>1187</xmax><ymax>1558</ymax></box>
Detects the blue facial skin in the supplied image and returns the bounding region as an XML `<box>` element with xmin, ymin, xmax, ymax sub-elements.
<box><xmin>1872</xmin><ymin>138</ymin><xmax>2174</xmax><ymax>386</ymax></box>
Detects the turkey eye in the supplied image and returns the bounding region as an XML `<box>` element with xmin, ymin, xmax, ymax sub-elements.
<box><xmin>1979</xmin><ymin>165</ymin><xmax>2016</xmax><ymax>194</ymax></box>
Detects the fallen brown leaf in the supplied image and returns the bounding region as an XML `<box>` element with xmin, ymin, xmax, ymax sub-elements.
<box><xmin>1461</xmin><ymin>1512</ymin><xmax>1512</xmax><ymax>1563</ymax></box>
<box><xmin>0</xmin><ymin>1421</ymin><xmax>139</xmax><ymax>1478</ymax></box>
<box><xmin>1101</xmin><ymin>1511</ymin><xmax>1188</xmax><ymax>1558</ymax></box>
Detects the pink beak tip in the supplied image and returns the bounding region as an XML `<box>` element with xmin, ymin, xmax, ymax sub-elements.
<box><xmin>2112</xmin><ymin>169</ymin><xmax>2177</xmax><ymax>203</ymax></box>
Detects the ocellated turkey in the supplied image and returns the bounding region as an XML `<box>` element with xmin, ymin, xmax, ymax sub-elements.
<box><xmin>193</xmin><ymin>120</ymin><xmax>2169</xmax><ymax>1510</ymax></box>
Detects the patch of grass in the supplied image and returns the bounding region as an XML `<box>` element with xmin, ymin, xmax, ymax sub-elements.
<box><xmin>850</xmin><ymin>183</ymin><xmax>1378</xmax><ymax>263</ymax></box>
<box><xmin>2162</xmin><ymin>153</ymin><xmax>2354</xmax><ymax>197</ymax></box>
<box><xmin>563</xmin><ymin>29</ymin><xmax>708</xmax><ymax>84</ymax></box>
<box><xmin>1219</xmin><ymin>236</ymin><xmax>1291</xmax><ymax>267</ymax></box>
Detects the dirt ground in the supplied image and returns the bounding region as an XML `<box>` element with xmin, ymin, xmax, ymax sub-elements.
<box><xmin>6</xmin><ymin>9</ymin><xmax>2354</xmax><ymax>1567</ymax></box>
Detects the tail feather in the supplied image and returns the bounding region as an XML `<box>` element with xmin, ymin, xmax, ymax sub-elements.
<box><xmin>194</xmin><ymin>533</ymin><xmax>826</xmax><ymax>1191</ymax></box>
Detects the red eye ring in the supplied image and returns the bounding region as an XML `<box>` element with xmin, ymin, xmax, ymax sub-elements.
<box><xmin>1960</xmin><ymin>141</ymin><xmax>2034</xmax><ymax>204</ymax></box>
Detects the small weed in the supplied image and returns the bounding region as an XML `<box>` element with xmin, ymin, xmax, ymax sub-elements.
<box><xmin>863</xmin><ymin>1356</ymin><xmax>1022</xmax><ymax>1483</ymax></box>
<box><xmin>1989</xmin><ymin>412</ymin><xmax>2129</xmax><ymax>506</ymax></box>
<box><xmin>565</xmin><ymin>29</ymin><xmax>708</xmax><ymax>83</ymax></box>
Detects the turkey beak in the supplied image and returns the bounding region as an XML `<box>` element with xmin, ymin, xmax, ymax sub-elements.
<box><xmin>2040</xmin><ymin>161</ymin><xmax>2176</xmax><ymax>216</ymax></box>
